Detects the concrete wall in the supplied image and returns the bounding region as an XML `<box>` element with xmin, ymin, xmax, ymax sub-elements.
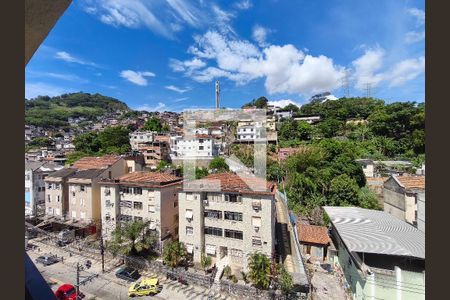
<box><xmin>416</xmin><ymin>192</ymin><xmax>425</xmax><ymax>232</ymax></box>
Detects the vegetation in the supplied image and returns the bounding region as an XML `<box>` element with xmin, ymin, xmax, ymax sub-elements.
<box><xmin>25</xmin><ymin>92</ymin><xmax>129</xmax><ymax>128</ymax></box>
<box><xmin>242</xmin><ymin>96</ymin><xmax>269</xmax><ymax>108</ymax></box>
<box><xmin>223</xmin><ymin>265</ymin><xmax>232</xmax><ymax>279</ymax></box>
<box><xmin>209</xmin><ymin>157</ymin><xmax>230</xmax><ymax>172</ymax></box>
<box><xmin>247</xmin><ymin>252</ymin><xmax>271</xmax><ymax>290</ymax></box>
<box><xmin>67</xmin><ymin>126</ymin><xmax>131</xmax><ymax>164</ymax></box>
<box><xmin>200</xmin><ymin>253</ymin><xmax>212</xmax><ymax>273</ymax></box>
<box><xmin>107</xmin><ymin>220</ymin><xmax>159</xmax><ymax>256</ymax></box>
<box><xmin>277</xmin><ymin>264</ymin><xmax>293</xmax><ymax>295</ymax></box>
<box><xmin>163</xmin><ymin>241</ymin><xmax>187</xmax><ymax>268</ymax></box>
<box><xmin>195</xmin><ymin>167</ymin><xmax>209</xmax><ymax>179</ymax></box>
<box><xmin>142</xmin><ymin>117</ymin><xmax>163</xmax><ymax>132</ymax></box>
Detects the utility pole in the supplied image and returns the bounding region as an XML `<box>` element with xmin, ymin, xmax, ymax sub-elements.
<box><xmin>76</xmin><ymin>262</ymin><xmax>80</xmax><ymax>299</ymax></box>
<box><xmin>100</xmin><ymin>233</ymin><xmax>105</xmax><ymax>273</ymax></box>
<box><xmin>341</xmin><ymin>70</ymin><xmax>351</xmax><ymax>98</ymax></box>
<box><xmin>365</xmin><ymin>82</ymin><xmax>372</xmax><ymax>98</ymax></box>
<box><xmin>215</xmin><ymin>80</ymin><xmax>220</xmax><ymax>109</ymax></box>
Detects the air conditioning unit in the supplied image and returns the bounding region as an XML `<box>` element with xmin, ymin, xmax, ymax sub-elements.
<box><xmin>203</xmin><ymin>199</ymin><xmax>208</xmax><ymax>206</ymax></box>
<box><xmin>254</xmin><ymin>226</ymin><xmax>260</xmax><ymax>232</ymax></box>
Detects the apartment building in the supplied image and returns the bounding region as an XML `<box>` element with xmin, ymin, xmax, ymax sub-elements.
<box><xmin>175</xmin><ymin>135</ymin><xmax>219</xmax><ymax>158</ymax></box>
<box><xmin>65</xmin><ymin>155</ymin><xmax>127</xmax><ymax>224</ymax></box>
<box><xmin>99</xmin><ymin>172</ymin><xmax>182</xmax><ymax>252</ymax></box>
<box><xmin>383</xmin><ymin>175</ymin><xmax>425</xmax><ymax>228</ymax></box>
<box><xmin>139</xmin><ymin>141</ymin><xmax>170</xmax><ymax>167</ymax></box>
<box><xmin>129</xmin><ymin>131</ymin><xmax>156</xmax><ymax>150</ymax></box>
<box><xmin>25</xmin><ymin>161</ymin><xmax>63</xmax><ymax>216</ymax></box>
<box><xmin>178</xmin><ymin>173</ymin><xmax>276</xmax><ymax>272</ymax></box>
<box><xmin>44</xmin><ymin>168</ymin><xmax>77</xmax><ymax>219</ymax></box>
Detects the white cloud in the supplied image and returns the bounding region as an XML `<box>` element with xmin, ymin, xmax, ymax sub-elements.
<box><xmin>135</xmin><ymin>102</ymin><xmax>167</xmax><ymax>112</ymax></box>
<box><xmin>174</xmin><ymin>31</ymin><xmax>344</xmax><ymax>95</ymax></box>
<box><xmin>169</xmin><ymin>58</ymin><xmax>206</xmax><ymax>74</ymax></box>
<box><xmin>408</xmin><ymin>8</ymin><xmax>425</xmax><ymax>26</ymax></box>
<box><xmin>25</xmin><ymin>82</ymin><xmax>74</xmax><ymax>99</ymax></box>
<box><xmin>386</xmin><ymin>56</ymin><xmax>425</xmax><ymax>87</ymax></box>
<box><xmin>166</xmin><ymin>0</ymin><xmax>201</xmax><ymax>27</ymax></box>
<box><xmin>404</xmin><ymin>31</ymin><xmax>425</xmax><ymax>44</ymax></box>
<box><xmin>268</xmin><ymin>99</ymin><xmax>301</xmax><ymax>108</ymax></box>
<box><xmin>55</xmin><ymin>51</ymin><xmax>98</xmax><ymax>67</ymax></box>
<box><xmin>26</xmin><ymin>71</ymin><xmax>87</xmax><ymax>82</ymax></box>
<box><xmin>120</xmin><ymin>70</ymin><xmax>155</xmax><ymax>86</ymax></box>
<box><xmin>212</xmin><ymin>5</ymin><xmax>236</xmax><ymax>35</ymax></box>
<box><xmin>235</xmin><ymin>0</ymin><xmax>252</xmax><ymax>10</ymax></box>
<box><xmin>252</xmin><ymin>25</ymin><xmax>269</xmax><ymax>47</ymax></box>
<box><xmin>173</xmin><ymin>97</ymin><xmax>189</xmax><ymax>102</ymax></box>
<box><xmin>352</xmin><ymin>47</ymin><xmax>424</xmax><ymax>89</ymax></box>
<box><xmin>165</xmin><ymin>85</ymin><xmax>191</xmax><ymax>93</ymax></box>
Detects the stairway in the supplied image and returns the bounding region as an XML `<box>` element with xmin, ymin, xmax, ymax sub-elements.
<box><xmin>214</xmin><ymin>255</ymin><xmax>230</xmax><ymax>283</ymax></box>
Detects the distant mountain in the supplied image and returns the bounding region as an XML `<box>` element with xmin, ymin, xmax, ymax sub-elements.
<box><xmin>25</xmin><ymin>92</ymin><xmax>130</xmax><ymax>128</ymax></box>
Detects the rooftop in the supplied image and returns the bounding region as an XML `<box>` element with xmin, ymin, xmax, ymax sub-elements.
<box><xmin>298</xmin><ymin>224</ymin><xmax>330</xmax><ymax>245</ymax></box>
<box><xmin>68</xmin><ymin>169</ymin><xmax>105</xmax><ymax>180</ymax></box>
<box><xmin>323</xmin><ymin>206</ymin><xmax>425</xmax><ymax>259</ymax></box>
<box><xmin>46</xmin><ymin>168</ymin><xmax>77</xmax><ymax>179</ymax></box>
<box><xmin>184</xmin><ymin>172</ymin><xmax>275</xmax><ymax>196</ymax></box>
<box><xmin>394</xmin><ymin>175</ymin><xmax>425</xmax><ymax>190</ymax></box>
<box><xmin>71</xmin><ymin>155</ymin><xmax>122</xmax><ymax>170</ymax></box>
<box><xmin>116</xmin><ymin>171</ymin><xmax>181</xmax><ymax>185</ymax></box>
<box><xmin>25</xmin><ymin>161</ymin><xmax>63</xmax><ymax>172</ymax></box>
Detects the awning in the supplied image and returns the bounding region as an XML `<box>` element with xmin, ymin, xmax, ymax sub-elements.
<box><xmin>186</xmin><ymin>244</ymin><xmax>194</xmax><ymax>254</ymax></box>
<box><xmin>185</xmin><ymin>210</ymin><xmax>193</xmax><ymax>219</ymax></box>
<box><xmin>149</xmin><ymin>222</ymin><xmax>156</xmax><ymax>230</ymax></box>
<box><xmin>252</xmin><ymin>217</ymin><xmax>262</xmax><ymax>227</ymax></box>
<box><xmin>205</xmin><ymin>244</ymin><xmax>216</xmax><ymax>255</ymax></box>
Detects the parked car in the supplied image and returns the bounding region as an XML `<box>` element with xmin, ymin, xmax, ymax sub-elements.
<box><xmin>115</xmin><ymin>266</ymin><xmax>141</xmax><ymax>282</ymax></box>
<box><xmin>54</xmin><ymin>284</ymin><xmax>84</xmax><ymax>300</ymax></box>
<box><xmin>128</xmin><ymin>278</ymin><xmax>163</xmax><ymax>297</ymax></box>
<box><xmin>35</xmin><ymin>255</ymin><xmax>59</xmax><ymax>266</ymax></box>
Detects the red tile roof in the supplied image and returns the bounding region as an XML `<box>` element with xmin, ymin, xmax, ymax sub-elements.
<box><xmin>298</xmin><ymin>224</ymin><xmax>330</xmax><ymax>245</ymax></box>
<box><xmin>184</xmin><ymin>172</ymin><xmax>275</xmax><ymax>195</ymax></box>
<box><xmin>395</xmin><ymin>176</ymin><xmax>425</xmax><ymax>189</ymax></box>
<box><xmin>72</xmin><ymin>155</ymin><xmax>121</xmax><ymax>170</ymax></box>
<box><xmin>117</xmin><ymin>171</ymin><xmax>181</xmax><ymax>185</ymax></box>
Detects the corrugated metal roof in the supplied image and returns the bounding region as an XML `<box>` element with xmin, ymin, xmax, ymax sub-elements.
<box><xmin>323</xmin><ymin>206</ymin><xmax>425</xmax><ymax>259</ymax></box>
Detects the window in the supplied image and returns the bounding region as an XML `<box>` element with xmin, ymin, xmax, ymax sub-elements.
<box><xmin>104</xmin><ymin>188</ymin><xmax>111</xmax><ymax>196</ymax></box>
<box><xmin>57</xmin><ymin>195</ymin><xmax>60</xmax><ymax>203</ymax></box>
<box><xmin>134</xmin><ymin>216</ymin><xmax>143</xmax><ymax>221</ymax></box>
<box><xmin>80</xmin><ymin>199</ymin><xmax>85</xmax><ymax>206</ymax></box>
<box><xmin>105</xmin><ymin>214</ymin><xmax>111</xmax><ymax>221</ymax></box>
<box><xmin>204</xmin><ymin>210</ymin><xmax>222</xmax><ymax>219</ymax></box>
<box><xmin>134</xmin><ymin>187</ymin><xmax>142</xmax><ymax>195</ymax></box>
<box><xmin>119</xmin><ymin>214</ymin><xmax>133</xmax><ymax>222</ymax></box>
<box><xmin>199</xmin><ymin>139</ymin><xmax>204</xmax><ymax>143</ymax></box>
<box><xmin>204</xmin><ymin>226</ymin><xmax>222</xmax><ymax>237</ymax></box>
<box><xmin>55</xmin><ymin>184</ymin><xmax>60</xmax><ymax>190</ymax></box>
<box><xmin>199</xmin><ymin>146</ymin><xmax>204</xmax><ymax>150</ymax></box>
<box><xmin>80</xmin><ymin>185</ymin><xmax>85</xmax><ymax>192</ymax></box>
<box><xmin>128</xmin><ymin>167</ymin><xmax>133</xmax><ymax>173</ymax></box>
<box><xmin>148</xmin><ymin>205</ymin><xmax>155</xmax><ymax>213</ymax></box>
<box><xmin>224</xmin><ymin>211</ymin><xmax>242</xmax><ymax>221</ymax></box>
<box><xmin>108</xmin><ymin>171</ymin><xmax>112</xmax><ymax>179</ymax></box>
<box><xmin>71</xmin><ymin>211</ymin><xmax>77</xmax><ymax>219</ymax></box>
<box><xmin>205</xmin><ymin>244</ymin><xmax>216</xmax><ymax>255</ymax></box>
<box><xmin>252</xmin><ymin>238</ymin><xmax>262</xmax><ymax>246</ymax></box>
<box><xmin>121</xmin><ymin>187</ymin><xmax>132</xmax><ymax>194</ymax></box>
<box><xmin>174</xmin><ymin>201</ymin><xmax>178</xmax><ymax>208</ymax></box>
<box><xmin>225</xmin><ymin>194</ymin><xmax>241</xmax><ymax>203</ymax></box>
<box><xmin>252</xmin><ymin>217</ymin><xmax>262</xmax><ymax>227</ymax></box>
<box><xmin>80</xmin><ymin>212</ymin><xmax>86</xmax><ymax>220</ymax></box>
<box><xmin>120</xmin><ymin>200</ymin><xmax>132</xmax><ymax>208</ymax></box>
<box><xmin>185</xmin><ymin>209</ymin><xmax>193</xmax><ymax>220</ymax></box>
<box><xmin>47</xmin><ymin>195</ymin><xmax>51</xmax><ymax>202</ymax></box>
<box><xmin>133</xmin><ymin>201</ymin><xmax>143</xmax><ymax>210</ymax></box>
<box><xmin>224</xmin><ymin>229</ymin><xmax>243</xmax><ymax>240</ymax></box>
<box><xmin>230</xmin><ymin>248</ymin><xmax>243</xmax><ymax>257</ymax></box>
<box><xmin>47</xmin><ymin>183</ymin><xmax>52</xmax><ymax>189</ymax></box>
<box><xmin>186</xmin><ymin>226</ymin><xmax>194</xmax><ymax>236</ymax></box>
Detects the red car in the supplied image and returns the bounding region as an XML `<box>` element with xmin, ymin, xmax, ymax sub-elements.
<box><xmin>54</xmin><ymin>284</ymin><xmax>84</xmax><ymax>300</ymax></box>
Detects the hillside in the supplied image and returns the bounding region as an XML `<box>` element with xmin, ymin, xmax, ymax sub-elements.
<box><xmin>25</xmin><ymin>92</ymin><xmax>130</xmax><ymax>128</ymax></box>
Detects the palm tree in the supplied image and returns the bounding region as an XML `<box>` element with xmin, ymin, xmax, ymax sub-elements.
<box><xmin>108</xmin><ymin>220</ymin><xmax>158</xmax><ymax>256</ymax></box>
<box><xmin>163</xmin><ymin>241</ymin><xmax>187</xmax><ymax>268</ymax></box>
<box><xmin>247</xmin><ymin>252</ymin><xmax>271</xmax><ymax>289</ymax></box>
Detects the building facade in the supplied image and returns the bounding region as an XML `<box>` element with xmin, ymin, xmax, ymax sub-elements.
<box><xmin>383</xmin><ymin>175</ymin><xmax>425</xmax><ymax>227</ymax></box>
<box><xmin>129</xmin><ymin>131</ymin><xmax>156</xmax><ymax>150</ymax></box>
<box><xmin>178</xmin><ymin>173</ymin><xmax>276</xmax><ymax>272</ymax></box>
<box><xmin>44</xmin><ymin>168</ymin><xmax>77</xmax><ymax>219</ymax></box>
<box><xmin>99</xmin><ymin>172</ymin><xmax>182</xmax><ymax>252</ymax></box>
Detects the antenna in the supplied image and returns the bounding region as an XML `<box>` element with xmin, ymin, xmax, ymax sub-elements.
<box><xmin>215</xmin><ymin>80</ymin><xmax>220</xmax><ymax>109</ymax></box>
<box><xmin>341</xmin><ymin>70</ymin><xmax>351</xmax><ymax>97</ymax></box>
<box><xmin>365</xmin><ymin>82</ymin><xmax>372</xmax><ymax>98</ymax></box>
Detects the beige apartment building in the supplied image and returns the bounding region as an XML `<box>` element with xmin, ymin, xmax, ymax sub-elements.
<box><xmin>44</xmin><ymin>168</ymin><xmax>77</xmax><ymax>218</ymax></box>
<box><xmin>178</xmin><ymin>173</ymin><xmax>276</xmax><ymax>272</ymax></box>
<box><xmin>383</xmin><ymin>175</ymin><xmax>425</xmax><ymax>228</ymax></box>
<box><xmin>65</xmin><ymin>156</ymin><xmax>127</xmax><ymax>224</ymax></box>
<box><xmin>99</xmin><ymin>172</ymin><xmax>182</xmax><ymax>253</ymax></box>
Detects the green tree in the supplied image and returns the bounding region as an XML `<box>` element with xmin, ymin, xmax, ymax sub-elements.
<box><xmin>162</xmin><ymin>123</ymin><xmax>170</xmax><ymax>132</ymax></box>
<box><xmin>73</xmin><ymin>132</ymin><xmax>100</xmax><ymax>153</ymax></box>
<box><xmin>195</xmin><ymin>167</ymin><xmax>209</xmax><ymax>179</ymax></box>
<box><xmin>254</xmin><ymin>96</ymin><xmax>269</xmax><ymax>108</ymax></box>
<box><xmin>163</xmin><ymin>241</ymin><xmax>187</xmax><ymax>268</ymax></box>
<box><xmin>201</xmin><ymin>253</ymin><xmax>212</xmax><ymax>273</ymax></box>
<box><xmin>283</xmin><ymin>103</ymin><xmax>300</xmax><ymax>113</ymax></box>
<box><xmin>277</xmin><ymin>264</ymin><xmax>293</xmax><ymax>296</ymax></box>
<box><xmin>358</xmin><ymin>187</ymin><xmax>381</xmax><ymax>210</ymax></box>
<box><xmin>223</xmin><ymin>265</ymin><xmax>232</xmax><ymax>279</ymax></box>
<box><xmin>108</xmin><ymin>220</ymin><xmax>158</xmax><ymax>256</ymax></box>
<box><xmin>28</xmin><ymin>137</ymin><xmax>54</xmax><ymax>148</ymax></box>
<box><xmin>208</xmin><ymin>157</ymin><xmax>229</xmax><ymax>172</ymax></box>
<box><xmin>247</xmin><ymin>252</ymin><xmax>271</xmax><ymax>289</ymax></box>
<box><xmin>143</xmin><ymin>117</ymin><xmax>162</xmax><ymax>132</ymax></box>
<box><xmin>317</xmin><ymin>118</ymin><xmax>344</xmax><ymax>138</ymax></box>
<box><xmin>328</xmin><ymin>174</ymin><xmax>360</xmax><ymax>206</ymax></box>
<box><xmin>296</xmin><ymin>121</ymin><xmax>313</xmax><ymax>140</ymax></box>
<box><xmin>97</xmin><ymin>126</ymin><xmax>131</xmax><ymax>154</ymax></box>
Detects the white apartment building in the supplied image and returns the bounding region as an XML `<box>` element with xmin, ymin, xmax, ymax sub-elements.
<box><xmin>129</xmin><ymin>131</ymin><xmax>156</xmax><ymax>150</ymax></box>
<box><xmin>100</xmin><ymin>172</ymin><xmax>182</xmax><ymax>253</ymax></box>
<box><xmin>178</xmin><ymin>173</ymin><xmax>276</xmax><ymax>272</ymax></box>
<box><xmin>176</xmin><ymin>135</ymin><xmax>219</xmax><ymax>158</ymax></box>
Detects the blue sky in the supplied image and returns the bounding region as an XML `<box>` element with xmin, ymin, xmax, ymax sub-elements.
<box><xmin>25</xmin><ymin>0</ymin><xmax>425</xmax><ymax>111</ymax></box>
